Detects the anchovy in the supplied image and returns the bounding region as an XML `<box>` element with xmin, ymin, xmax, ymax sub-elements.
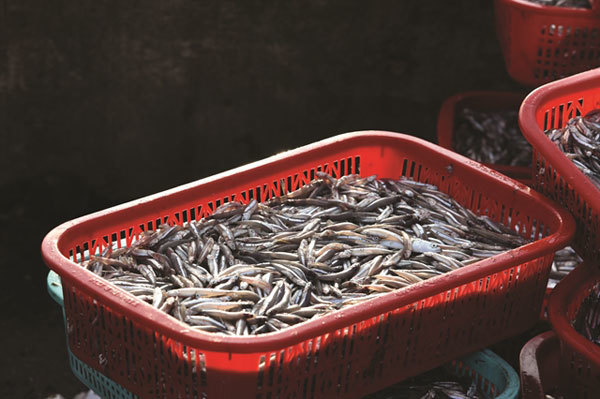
<box><xmin>547</xmin><ymin>246</ymin><xmax>581</xmax><ymax>288</ymax></box>
<box><xmin>573</xmin><ymin>280</ymin><xmax>600</xmax><ymax>348</ymax></box>
<box><xmin>453</xmin><ymin>107</ymin><xmax>531</xmax><ymax>167</ymax></box>
<box><xmin>81</xmin><ymin>173</ymin><xmax>528</xmax><ymax>335</ymax></box>
<box><xmin>545</xmin><ymin>109</ymin><xmax>600</xmax><ymax>191</ymax></box>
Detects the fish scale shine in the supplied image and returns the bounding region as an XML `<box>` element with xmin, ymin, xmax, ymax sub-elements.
<box><xmin>81</xmin><ymin>173</ymin><xmax>528</xmax><ymax>335</ymax></box>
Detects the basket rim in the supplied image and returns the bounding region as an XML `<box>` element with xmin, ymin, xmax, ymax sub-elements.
<box><xmin>548</xmin><ymin>262</ymin><xmax>600</xmax><ymax>365</ymax></box>
<box><xmin>41</xmin><ymin>131</ymin><xmax>576</xmax><ymax>354</ymax></box>
<box><xmin>518</xmin><ymin>331</ymin><xmax>558</xmax><ymax>399</ymax></box>
<box><xmin>436</xmin><ymin>90</ymin><xmax>530</xmax><ymax>179</ymax></box>
<box><xmin>470</xmin><ymin>349</ymin><xmax>520</xmax><ymax>399</ymax></box>
<box><xmin>519</xmin><ymin>68</ymin><xmax>600</xmax><ymax>213</ymax></box>
<box><xmin>497</xmin><ymin>0</ymin><xmax>600</xmax><ymax>15</ymax></box>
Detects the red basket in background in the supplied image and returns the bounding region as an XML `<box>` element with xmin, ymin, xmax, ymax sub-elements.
<box><xmin>437</xmin><ymin>91</ymin><xmax>531</xmax><ymax>182</ymax></box>
<box><xmin>519</xmin><ymin>331</ymin><xmax>562</xmax><ymax>399</ymax></box>
<box><xmin>520</xmin><ymin>68</ymin><xmax>600</xmax><ymax>261</ymax></box>
<box><xmin>494</xmin><ymin>0</ymin><xmax>600</xmax><ymax>87</ymax></box>
<box><xmin>548</xmin><ymin>262</ymin><xmax>600</xmax><ymax>398</ymax></box>
<box><xmin>42</xmin><ymin>132</ymin><xmax>574</xmax><ymax>399</ymax></box>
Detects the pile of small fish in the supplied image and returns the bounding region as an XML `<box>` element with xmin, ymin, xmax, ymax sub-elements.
<box><xmin>82</xmin><ymin>173</ymin><xmax>527</xmax><ymax>336</ymax></box>
<box><xmin>548</xmin><ymin>246</ymin><xmax>581</xmax><ymax>288</ymax></box>
<box><xmin>453</xmin><ymin>107</ymin><xmax>531</xmax><ymax>167</ymax></box>
<box><xmin>545</xmin><ymin>110</ymin><xmax>600</xmax><ymax>190</ymax></box>
<box><xmin>573</xmin><ymin>282</ymin><xmax>600</xmax><ymax>346</ymax></box>
<box><xmin>526</xmin><ymin>0</ymin><xmax>591</xmax><ymax>8</ymax></box>
<box><xmin>365</xmin><ymin>367</ymin><xmax>480</xmax><ymax>399</ymax></box>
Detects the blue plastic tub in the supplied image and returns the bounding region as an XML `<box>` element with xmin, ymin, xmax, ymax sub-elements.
<box><xmin>48</xmin><ymin>271</ymin><xmax>519</xmax><ymax>399</ymax></box>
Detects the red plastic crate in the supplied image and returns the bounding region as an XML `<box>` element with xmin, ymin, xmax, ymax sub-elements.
<box><xmin>548</xmin><ymin>262</ymin><xmax>600</xmax><ymax>398</ymax></box>
<box><xmin>42</xmin><ymin>132</ymin><xmax>574</xmax><ymax>399</ymax></box>
<box><xmin>519</xmin><ymin>331</ymin><xmax>562</xmax><ymax>399</ymax></box>
<box><xmin>520</xmin><ymin>68</ymin><xmax>600</xmax><ymax>261</ymax></box>
<box><xmin>494</xmin><ymin>0</ymin><xmax>600</xmax><ymax>87</ymax></box>
<box><xmin>436</xmin><ymin>91</ymin><xmax>531</xmax><ymax>182</ymax></box>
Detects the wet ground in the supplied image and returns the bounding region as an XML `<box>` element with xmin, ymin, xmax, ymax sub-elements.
<box><xmin>1</xmin><ymin>1</ymin><xmax>522</xmax><ymax>398</ymax></box>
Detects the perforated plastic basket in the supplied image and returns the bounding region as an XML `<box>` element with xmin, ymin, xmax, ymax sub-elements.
<box><xmin>47</xmin><ymin>271</ymin><xmax>135</xmax><ymax>399</ymax></box>
<box><xmin>48</xmin><ymin>270</ymin><xmax>520</xmax><ymax>399</ymax></box>
<box><xmin>41</xmin><ymin>132</ymin><xmax>574</xmax><ymax>399</ymax></box>
<box><xmin>436</xmin><ymin>91</ymin><xmax>530</xmax><ymax>181</ymax></box>
<box><xmin>520</xmin><ymin>68</ymin><xmax>600</xmax><ymax>261</ymax></box>
<box><xmin>451</xmin><ymin>350</ymin><xmax>520</xmax><ymax>399</ymax></box>
<box><xmin>548</xmin><ymin>262</ymin><xmax>600</xmax><ymax>398</ymax></box>
<box><xmin>519</xmin><ymin>331</ymin><xmax>562</xmax><ymax>399</ymax></box>
<box><xmin>494</xmin><ymin>0</ymin><xmax>600</xmax><ymax>87</ymax></box>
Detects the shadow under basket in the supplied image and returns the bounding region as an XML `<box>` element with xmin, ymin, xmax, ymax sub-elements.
<box><xmin>47</xmin><ymin>271</ymin><xmax>521</xmax><ymax>399</ymax></box>
<box><xmin>41</xmin><ymin>132</ymin><xmax>574</xmax><ymax>399</ymax></box>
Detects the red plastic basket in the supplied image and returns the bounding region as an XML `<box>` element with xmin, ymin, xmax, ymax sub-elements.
<box><xmin>519</xmin><ymin>331</ymin><xmax>562</xmax><ymax>399</ymax></box>
<box><xmin>41</xmin><ymin>132</ymin><xmax>574</xmax><ymax>399</ymax></box>
<box><xmin>436</xmin><ymin>91</ymin><xmax>531</xmax><ymax>182</ymax></box>
<box><xmin>520</xmin><ymin>68</ymin><xmax>600</xmax><ymax>261</ymax></box>
<box><xmin>548</xmin><ymin>262</ymin><xmax>600</xmax><ymax>398</ymax></box>
<box><xmin>494</xmin><ymin>0</ymin><xmax>600</xmax><ymax>87</ymax></box>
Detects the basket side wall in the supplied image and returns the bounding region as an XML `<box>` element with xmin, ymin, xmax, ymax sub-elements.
<box><xmin>495</xmin><ymin>0</ymin><xmax>600</xmax><ymax>86</ymax></box>
<box><xmin>63</xmin><ymin>255</ymin><xmax>545</xmax><ymax>399</ymax></box>
<box><xmin>556</xmin><ymin>272</ymin><xmax>600</xmax><ymax>398</ymax></box>
<box><xmin>532</xmin><ymin>89</ymin><xmax>600</xmax><ymax>260</ymax></box>
<box><xmin>57</xmin><ymin>134</ymin><xmax>563</xmax><ymax>398</ymax></box>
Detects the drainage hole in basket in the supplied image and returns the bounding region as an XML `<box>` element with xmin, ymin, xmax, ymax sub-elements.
<box><xmin>337</xmin><ymin>363</ymin><xmax>343</xmax><ymax>394</ymax></box>
<box><xmin>301</xmin><ymin>378</ymin><xmax>308</xmax><ymax>399</ymax></box>
<box><xmin>304</xmin><ymin>341</ymin><xmax>312</xmax><ymax>373</ymax></box>
<box><xmin>485</xmin><ymin>378</ymin><xmax>493</xmax><ymax>395</ymax></box>
<box><xmin>341</xmin><ymin>328</ymin><xmax>348</xmax><ymax>359</ymax></box>
<box><xmin>401</xmin><ymin>159</ymin><xmax>408</xmax><ymax>177</ymax></box>
<box><xmin>314</xmin><ymin>336</ymin><xmax>321</xmax><ymax>367</ymax></box>
<box><xmin>278</xmin><ymin>350</ymin><xmax>284</xmax><ymax>386</ymax></box>
<box><xmin>338</xmin><ymin>158</ymin><xmax>346</xmax><ymax>176</ymax></box>
<box><xmin>256</xmin><ymin>355</ymin><xmax>266</xmax><ymax>390</ymax></box>
<box><xmin>310</xmin><ymin>374</ymin><xmax>316</xmax><ymax>399</ymax></box>
<box><xmin>256</xmin><ymin>185</ymin><xmax>263</xmax><ymax>203</ymax></box>
<box><xmin>409</xmin><ymin>161</ymin><xmax>416</xmax><ymax>178</ymax></box>
<box><xmin>348</xmin><ymin>324</ymin><xmax>357</xmax><ymax>356</ymax></box>
<box><xmin>267</xmin><ymin>352</ymin><xmax>276</xmax><ymax>388</ymax></box>
<box><xmin>344</xmin><ymin>362</ymin><xmax>352</xmax><ymax>394</ymax></box>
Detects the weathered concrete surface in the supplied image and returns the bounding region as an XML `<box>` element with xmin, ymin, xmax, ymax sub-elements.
<box><xmin>2</xmin><ymin>1</ymin><xmax>518</xmax><ymax>202</ymax></box>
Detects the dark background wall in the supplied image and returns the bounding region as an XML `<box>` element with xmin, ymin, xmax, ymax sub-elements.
<box><xmin>1</xmin><ymin>1</ymin><xmax>522</xmax><ymax>398</ymax></box>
